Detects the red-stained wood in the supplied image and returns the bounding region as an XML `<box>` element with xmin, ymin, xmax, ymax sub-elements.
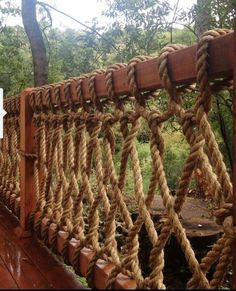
<box><xmin>80</xmin><ymin>32</ymin><xmax>233</xmax><ymax>100</ymax></box>
<box><xmin>67</xmin><ymin>241</ymin><xmax>137</xmax><ymax>289</ymax></box>
<box><xmin>68</xmin><ymin>238</ymin><xmax>80</xmax><ymax>265</ymax></box>
<box><xmin>0</xmin><ymin>220</ymin><xmax>51</xmax><ymax>288</ymax></box>
<box><xmin>0</xmin><ymin>203</ymin><xmax>85</xmax><ymax>289</ymax></box>
<box><xmin>79</xmin><ymin>247</ymin><xmax>95</xmax><ymax>277</ymax></box>
<box><xmin>41</xmin><ymin>217</ymin><xmax>50</xmax><ymax>239</ymax></box>
<box><xmin>115</xmin><ymin>273</ymin><xmax>137</xmax><ymax>290</ymax></box>
<box><xmin>14</xmin><ymin>197</ymin><xmax>20</xmax><ymax>217</ymax></box>
<box><xmin>57</xmin><ymin>231</ymin><xmax>70</xmax><ymax>255</ymax></box>
<box><xmin>48</xmin><ymin>223</ymin><xmax>58</xmax><ymax>246</ymax></box>
<box><xmin>93</xmin><ymin>259</ymin><xmax>114</xmax><ymax>289</ymax></box>
<box><xmin>0</xmin><ymin>257</ymin><xmax>18</xmax><ymax>289</ymax></box>
<box><xmin>15</xmin><ymin>88</ymin><xmax>36</xmax><ymax>237</ymax></box>
<box><xmin>9</xmin><ymin>193</ymin><xmax>17</xmax><ymax>213</ymax></box>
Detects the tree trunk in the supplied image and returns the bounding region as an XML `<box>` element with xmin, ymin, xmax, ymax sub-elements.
<box><xmin>21</xmin><ymin>0</ymin><xmax>48</xmax><ymax>86</ymax></box>
<box><xmin>194</xmin><ymin>0</ymin><xmax>211</xmax><ymax>38</ymax></box>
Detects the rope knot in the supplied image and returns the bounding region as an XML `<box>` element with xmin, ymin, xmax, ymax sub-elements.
<box><xmin>147</xmin><ymin>110</ymin><xmax>162</xmax><ymax>128</ymax></box>
<box><xmin>103</xmin><ymin>113</ymin><xmax>117</xmax><ymax>126</ymax></box>
<box><xmin>182</xmin><ymin>109</ymin><xmax>196</xmax><ymax>124</ymax></box>
<box><xmin>214</xmin><ymin>203</ymin><xmax>233</xmax><ymax>225</ymax></box>
<box><xmin>120</xmin><ymin>111</ymin><xmax>139</xmax><ymax>124</ymax></box>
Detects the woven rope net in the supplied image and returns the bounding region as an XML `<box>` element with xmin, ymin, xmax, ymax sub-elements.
<box><xmin>0</xmin><ymin>95</ymin><xmax>21</xmax><ymax>217</ymax></box>
<box><xmin>1</xmin><ymin>28</ymin><xmax>235</xmax><ymax>289</ymax></box>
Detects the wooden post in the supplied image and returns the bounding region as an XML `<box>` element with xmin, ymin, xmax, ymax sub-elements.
<box><xmin>15</xmin><ymin>88</ymin><xmax>36</xmax><ymax>238</ymax></box>
<box><xmin>233</xmin><ymin>17</ymin><xmax>236</xmax><ymax>289</ymax></box>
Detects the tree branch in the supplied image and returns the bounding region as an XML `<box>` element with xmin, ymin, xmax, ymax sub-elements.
<box><xmin>36</xmin><ymin>1</ymin><xmax>120</xmax><ymax>54</ymax></box>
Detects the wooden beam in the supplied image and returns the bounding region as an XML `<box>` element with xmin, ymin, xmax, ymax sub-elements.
<box><xmin>15</xmin><ymin>88</ymin><xmax>36</xmax><ymax>237</ymax></box>
<box><xmin>79</xmin><ymin>32</ymin><xmax>233</xmax><ymax>100</ymax></box>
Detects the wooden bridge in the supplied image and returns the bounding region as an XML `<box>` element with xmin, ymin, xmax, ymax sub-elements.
<box><xmin>0</xmin><ymin>26</ymin><xmax>236</xmax><ymax>289</ymax></box>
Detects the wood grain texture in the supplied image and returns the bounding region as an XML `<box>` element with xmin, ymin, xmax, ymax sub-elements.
<box><xmin>0</xmin><ymin>257</ymin><xmax>18</xmax><ymax>289</ymax></box>
<box><xmin>0</xmin><ymin>203</ymin><xmax>84</xmax><ymax>289</ymax></box>
<box><xmin>19</xmin><ymin>88</ymin><xmax>36</xmax><ymax>232</ymax></box>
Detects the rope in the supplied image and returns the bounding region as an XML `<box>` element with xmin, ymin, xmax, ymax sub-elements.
<box><xmin>7</xmin><ymin>27</ymin><xmax>233</xmax><ymax>290</ymax></box>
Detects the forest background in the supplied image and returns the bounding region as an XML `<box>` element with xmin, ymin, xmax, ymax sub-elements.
<box><xmin>0</xmin><ymin>0</ymin><xmax>235</xmax><ymax>192</ymax></box>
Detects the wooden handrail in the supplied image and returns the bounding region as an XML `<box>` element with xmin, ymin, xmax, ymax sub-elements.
<box><xmin>81</xmin><ymin>32</ymin><xmax>233</xmax><ymax>100</ymax></box>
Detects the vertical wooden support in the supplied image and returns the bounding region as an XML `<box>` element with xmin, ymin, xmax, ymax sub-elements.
<box><xmin>233</xmin><ymin>18</ymin><xmax>236</xmax><ymax>289</ymax></box>
<box><xmin>15</xmin><ymin>88</ymin><xmax>36</xmax><ymax>238</ymax></box>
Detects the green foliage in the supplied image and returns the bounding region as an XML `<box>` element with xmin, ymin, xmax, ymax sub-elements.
<box><xmin>101</xmin><ymin>0</ymin><xmax>172</xmax><ymax>61</ymax></box>
<box><xmin>0</xmin><ymin>25</ymin><xmax>33</xmax><ymax>96</ymax></box>
<box><xmin>166</xmin><ymin>27</ymin><xmax>196</xmax><ymax>46</ymax></box>
<box><xmin>210</xmin><ymin>91</ymin><xmax>233</xmax><ymax>172</ymax></box>
<box><xmin>189</xmin><ymin>0</ymin><xmax>235</xmax><ymax>31</ymax></box>
<box><xmin>163</xmin><ymin>129</ymin><xmax>189</xmax><ymax>189</ymax></box>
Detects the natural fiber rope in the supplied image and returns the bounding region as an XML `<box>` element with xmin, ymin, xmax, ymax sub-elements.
<box><xmin>0</xmin><ymin>96</ymin><xmax>20</xmax><ymax>215</ymax></box>
<box><xmin>17</xmin><ymin>28</ymin><xmax>235</xmax><ymax>290</ymax></box>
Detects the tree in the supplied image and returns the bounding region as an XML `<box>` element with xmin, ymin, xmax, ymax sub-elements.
<box><xmin>21</xmin><ymin>0</ymin><xmax>48</xmax><ymax>86</ymax></box>
<box><xmin>101</xmin><ymin>0</ymin><xmax>171</xmax><ymax>61</ymax></box>
<box><xmin>190</xmin><ymin>0</ymin><xmax>235</xmax><ymax>35</ymax></box>
<box><xmin>194</xmin><ymin>0</ymin><xmax>211</xmax><ymax>37</ymax></box>
<box><xmin>0</xmin><ymin>25</ymin><xmax>33</xmax><ymax>96</ymax></box>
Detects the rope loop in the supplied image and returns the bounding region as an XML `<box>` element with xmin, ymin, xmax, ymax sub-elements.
<box><xmin>214</xmin><ymin>203</ymin><xmax>233</xmax><ymax>225</ymax></box>
<box><xmin>127</xmin><ymin>55</ymin><xmax>152</xmax><ymax>105</ymax></box>
<box><xmin>89</xmin><ymin>69</ymin><xmax>106</xmax><ymax>112</ymax></box>
<box><xmin>158</xmin><ymin>43</ymin><xmax>187</xmax><ymax>103</ymax></box>
<box><xmin>195</xmin><ymin>28</ymin><xmax>232</xmax><ymax>114</ymax></box>
<box><xmin>120</xmin><ymin>110</ymin><xmax>139</xmax><ymax>125</ymax></box>
<box><xmin>41</xmin><ymin>85</ymin><xmax>52</xmax><ymax>111</ymax></box>
<box><xmin>74</xmin><ymin>74</ymin><xmax>90</xmax><ymax>112</ymax></box>
<box><xmin>105</xmin><ymin>63</ymin><xmax>127</xmax><ymax>110</ymax></box>
<box><xmin>50</xmin><ymin>83</ymin><xmax>61</xmax><ymax>111</ymax></box>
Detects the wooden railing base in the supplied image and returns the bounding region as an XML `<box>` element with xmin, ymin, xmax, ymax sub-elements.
<box><xmin>33</xmin><ymin>212</ymin><xmax>137</xmax><ymax>289</ymax></box>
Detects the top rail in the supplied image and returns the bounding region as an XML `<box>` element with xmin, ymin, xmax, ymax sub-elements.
<box><xmin>81</xmin><ymin>32</ymin><xmax>234</xmax><ymax>100</ymax></box>
<box><xmin>4</xmin><ymin>33</ymin><xmax>233</xmax><ymax>106</ymax></box>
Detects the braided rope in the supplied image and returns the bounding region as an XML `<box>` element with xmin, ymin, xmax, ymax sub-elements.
<box><xmin>0</xmin><ymin>96</ymin><xmax>20</xmax><ymax>215</ymax></box>
<box><xmin>15</xmin><ymin>27</ymin><xmax>235</xmax><ymax>290</ymax></box>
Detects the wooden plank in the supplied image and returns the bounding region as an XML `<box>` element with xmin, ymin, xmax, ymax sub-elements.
<box><xmin>80</xmin><ymin>32</ymin><xmax>233</xmax><ymax>100</ymax></box>
<box><xmin>0</xmin><ymin>203</ymin><xmax>85</xmax><ymax>289</ymax></box>
<box><xmin>0</xmin><ymin>225</ymin><xmax>51</xmax><ymax>288</ymax></box>
<box><xmin>0</xmin><ymin>256</ymin><xmax>18</xmax><ymax>289</ymax></box>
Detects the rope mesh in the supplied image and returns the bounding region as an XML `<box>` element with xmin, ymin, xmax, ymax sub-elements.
<box><xmin>0</xmin><ymin>95</ymin><xmax>21</xmax><ymax>217</ymax></box>
<box><xmin>2</xmin><ymin>29</ymin><xmax>235</xmax><ymax>289</ymax></box>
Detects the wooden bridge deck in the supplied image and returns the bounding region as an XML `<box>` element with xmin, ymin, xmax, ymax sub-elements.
<box><xmin>0</xmin><ymin>203</ymin><xmax>85</xmax><ymax>289</ymax></box>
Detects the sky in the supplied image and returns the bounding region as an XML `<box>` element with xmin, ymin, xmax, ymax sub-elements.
<box><xmin>6</xmin><ymin>0</ymin><xmax>197</xmax><ymax>30</ymax></box>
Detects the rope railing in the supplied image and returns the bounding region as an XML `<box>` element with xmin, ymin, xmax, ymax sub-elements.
<box><xmin>0</xmin><ymin>28</ymin><xmax>235</xmax><ymax>289</ymax></box>
<box><xmin>0</xmin><ymin>95</ymin><xmax>21</xmax><ymax>217</ymax></box>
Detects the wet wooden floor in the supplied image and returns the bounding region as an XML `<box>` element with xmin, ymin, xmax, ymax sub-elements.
<box><xmin>0</xmin><ymin>203</ymin><xmax>85</xmax><ymax>289</ymax></box>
